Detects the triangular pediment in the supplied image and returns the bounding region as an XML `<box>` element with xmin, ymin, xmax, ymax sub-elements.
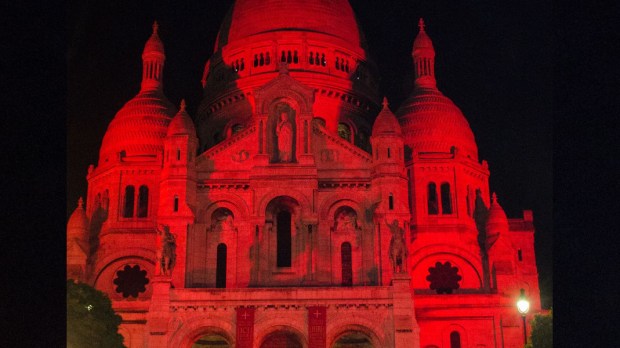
<box><xmin>196</xmin><ymin>123</ymin><xmax>258</xmax><ymax>173</ymax></box>
<box><xmin>253</xmin><ymin>67</ymin><xmax>315</xmax><ymax>115</ymax></box>
<box><xmin>312</xmin><ymin>123</ymin><xmax>373</xmax><ymax>172</ymax></box>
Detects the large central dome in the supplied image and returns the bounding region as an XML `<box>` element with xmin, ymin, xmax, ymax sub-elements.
<box><xmin>215</xmin><ymin>0</ymin><xmax>366</xmax><ymax>52</ymax></box>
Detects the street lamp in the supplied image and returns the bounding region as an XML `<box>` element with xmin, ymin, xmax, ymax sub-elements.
<box><xmin>516</xmin><ymin>288</ymin><xmax>530</xmax><ymax>345</ymax></box>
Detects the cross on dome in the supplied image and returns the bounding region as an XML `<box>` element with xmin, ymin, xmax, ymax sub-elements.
<box><xmin>180</xmin><ymin>99</ymin><xmax>186</xmax><ymax>111</ymax></box>
<box><xmin>418</xmin><ymin>18</ymin><xmax>425</xmax><ymax>32</ymax></box>
<box><xmin>152</xmin><ymin>21</ymin><xmax>159</xmax><ymax>35</ymax></box>
<box><xmin>78</xmin><ymin>197</ymin><xmax>84</xmax><ymax>209</ymax></box>
<box><xmin>492</xmin><ymin>192</ymin><xmax>497</xmax><ymax>203</ymax></box>
<box><xmin>382</xmin><ymin>96</ymin><xmax>389</xmax><ymax>109</ymax></box>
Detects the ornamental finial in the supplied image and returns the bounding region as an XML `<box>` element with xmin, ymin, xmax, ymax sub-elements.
<box><xmin>418</xmin><ymin>18</ymin><xmax>425</xmax><ymax>32</ymax></box>
<box><xmin>152</xmin><ymin>21</ymin><xmax>159</xmax><ymax>35</ymax></box>
<box><xmin>180</xmin><ymin>99</ymin><xmax>186</xmax><ymax>111</ymax></box>
<box><xmin>78</xmin><ymin>197</ymin><xmax>84</xmax><ymax>209</ymax></box>
<box><xmin>382</xmin><ymin>96</ymin><xmax>389</xmax><ymax>109</ymax></box>
<box><xmin>492</xmin><ymin>192</ymin><xmax>497</xmax><ymax>204</ymax></box>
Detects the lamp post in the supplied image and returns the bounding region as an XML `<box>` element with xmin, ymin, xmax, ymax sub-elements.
<box><xmin>516</xmin><ymin>288</ymin><xmax>530</xmax><ymax>345</ymax></box>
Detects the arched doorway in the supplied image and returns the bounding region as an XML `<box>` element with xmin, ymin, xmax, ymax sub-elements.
<box><xmin>260</xmin><ymin>331</ymin><xmax>303</xmax><ymax>348</ymax></box>
<box><xmin>332</xmin><ymin>331</ymin><xmax>373</xmax><ymax>348</ymax></box>
<box><xmin>192</xmin><ymin>333</ymin><xmax>230</xmax><ymax>348</ymax></box>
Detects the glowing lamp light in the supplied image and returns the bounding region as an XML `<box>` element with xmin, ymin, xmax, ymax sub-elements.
<box><xmin>86</xmin><ymin>304</ymin><xmax>93</xmax><ymax>311</ymax></box>
<box><xmin>516</xmin><ymin>289</ymin><xmax>530</xmax><ymax>344</ymax></box>
<box><xmin>517</xmin><ymin>298</ymin><xmax>530</xmax><ymax>315</ymax></box>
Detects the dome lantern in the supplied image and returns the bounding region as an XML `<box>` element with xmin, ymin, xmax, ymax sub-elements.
<box><xmin>141</xmin><ymin>21</ymin><xmax>166</xmax><ymax>92</ymax></box>
<box><xmin>412</xmin><ymin>18</ymin><xmax>436</xmax><ymax>89</ymax></box>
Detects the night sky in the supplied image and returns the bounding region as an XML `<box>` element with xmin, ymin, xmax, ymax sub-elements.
<box><xmin>68</xmin><ymin>1</ymin><xmax>552</xmax><ymax>308</ymax></box>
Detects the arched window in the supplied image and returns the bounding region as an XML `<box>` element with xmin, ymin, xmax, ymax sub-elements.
<box><xmin>428</xmin><ymin>183</ymin><xmax>438</xmax><ymax>215</ymax></box>
<box><xmin>176</xmin><ymin>148</ymin><xmax>181</xmax><ymax>161</ymax></box>
<box><xmin>216</xmin><ymin>243</ymin><xmax>227</xmax><ymax>288</ymax></box>
<box><xmin>276</xmin><ymin>211</ymin><xmax>292</xmax><ymax>267</ymax></box>
<box><xmin>123</xmin><ymin>186</ymin><xmax>135</xmax><ymax>217</ymax></box>
<box><xmin>338</xmin><ymin>123</ymin><xmax>352</xmax><ymax>142</ymax></box>
<box><xmin>137</xmin><ymin>185</ymin><xmax>148</xmax><ymax>218</ymax></box>
<box><xmin>341</xmin><ymin>242</ymin><xmax>352</xmax><ymax>286</ymax></box>
<box><xmin>441</xmin><ymin>183</ymin><xmax>452</xmax><ymax>214</ymax></box>
<box><xmin>173</xmin><ymin>195</ymin><xmax>179</xmax><ymax>212</ymax></box>
<box><xmin>450</xmin><ymin>331</ymin><xmax>461</xmax><ymax>348</ymax></box>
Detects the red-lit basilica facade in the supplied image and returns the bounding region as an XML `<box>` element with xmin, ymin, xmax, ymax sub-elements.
<box><xmin>67</xmin><ymin>1</ymin><xmax>542</xmax><ymax>347</ymax></box>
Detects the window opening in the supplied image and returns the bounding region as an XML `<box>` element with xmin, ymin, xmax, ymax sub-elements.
<box><xmin>428</xmin><ymin>183</ymin><xmax>438</xmax><ymax>215</ymax></box>
<box><xmin>450</xmin><ymin>331</ymin><xmax>461</xmax><ymax>348</ymax></box>
<box><xmin>276</xmin><ymin>211</ymin><xmax>292</xmax><ymax>267</ymax></box>
<box><xmin>216</xmin><ymin>244</ymin><xmax>227</xmax><ymax>288</ymax></box>
<box><xmin>389</xmin><ymin>193</ymin><xmax>394</xmax><ymax>210</ymax></box>
<box><xmin>518</xmin><ymin>249</ymin><xmax>523</xmax><ymax>261</ymax></box>
<box><xmin>341</xmin><ymin>242</ymin><xmax>353</xmax><ymax>286</ymax></box>
<box><xmin>173</xmin><ymin>195</ymin><xmax>179</xmax><ymax>212</ymax></box>
<box><xmin>123</xmin><ymin>186</ymin><xmax>135</xmax><ymax>217</ymax></box>
<box><xmin>441</xmin><ymin>183</ymin><xmax>452</xmax><ymax>214</ymax></box>
<box><xmin>137</xmin><ymin>185</ymin><xmax>148</xmax><ymax>218</ymax></box>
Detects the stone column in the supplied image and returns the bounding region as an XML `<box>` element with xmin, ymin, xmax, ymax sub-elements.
<box><xmin>392</xmin><ymin>273</ymin><xmax>420</xmax><ymax>348</ymax></box>
<box><xmin>145</xmin><ymin>276</ymin><xmax>172</xmax><ymax>348</ymax></box>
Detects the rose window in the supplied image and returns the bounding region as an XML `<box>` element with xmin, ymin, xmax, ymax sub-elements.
<box><xmin>426</xmin><ymin>261</ymin><xmax>462</xmax><ymax>294</ymax></box>
<box><xmin>113</xmin><ymin>264</ymin><xmax>149</xmax><ymax>298</ymax></box>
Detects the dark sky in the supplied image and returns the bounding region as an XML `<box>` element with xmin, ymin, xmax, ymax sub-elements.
<box><xmin>68</xmin><ymin>0</ymin><xmax>552</xmax><ymax>308</ymax></box>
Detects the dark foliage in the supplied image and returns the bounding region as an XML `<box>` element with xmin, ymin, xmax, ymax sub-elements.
<box><xmin>67</xmin><ymin>279</ymin><xmax>125</xmax><ymax>348</ymax></box>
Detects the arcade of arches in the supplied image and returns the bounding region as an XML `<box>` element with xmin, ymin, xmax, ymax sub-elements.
<box><xmin>67</xmin><ymin>0</ymin><xmax>543</xmax><ymax>347</ymax></box>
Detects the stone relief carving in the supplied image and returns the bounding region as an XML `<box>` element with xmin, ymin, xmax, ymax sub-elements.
<box><xmin>157</xmin><ymin>224</ymin><xmax>176</xmax><ymax>276</ymax></box>
<box><xmin>387</xmin><ymin>220</ymin><xmax>408</xmax><ymax>273</ymax></box>
<box><xmin>276</xmin><ymin>112</ymin><xmax>293</xmax><ymax>162</ymax></box>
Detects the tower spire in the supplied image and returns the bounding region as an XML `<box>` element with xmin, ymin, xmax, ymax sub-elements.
<box><xmin>412</xmin><ymin>18</ymin><xmax>436</xmax><ymax>88</ymax></box>
<box><xmin>141</xmin><ymin>21</ymin><xmax>166</xmax><ymax>92</ymax></box>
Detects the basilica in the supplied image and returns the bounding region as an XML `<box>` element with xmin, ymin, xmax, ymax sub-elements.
<box><xmin>67</xmin><ymin>1</ymin><xmax>542</xmax><ymax>347</ymax></box>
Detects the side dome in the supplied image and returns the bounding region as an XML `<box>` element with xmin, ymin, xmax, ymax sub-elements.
<box><xmin>67</xmin><ymin>197</ymin><xmax>89</xmax><ymax>231</ymax></box>
<box><xmin>98</xmin><ymin>23</ymin><xmax>177</xmax><ymax>164</ymax></box>
<box><xmin>397</xmin><ymin>88</ymin><xmax>478</xmax><ymax>160</ymax></box>
<box><xmin>214</xmin><ymin>0</ymin><xmax>367</xmax><ymax>53</ymax></box>
<box><xmin>485</xmin><ymin>193</ymin><xmax>508</xmax><ymax>249</ymax></box>
<box><xmin>167</xmin><ymin>100</ymin><xmax>196</xmax><ymax>137</ymax></box>
<box><xmin>99</xmin><ymin>90</ymin><xmax>176</xmax><ymax>164</ymax></box>
<box><xmin>372</xmin><ymin>97</ymin><xmax>402</xmax><ymax>136</ymax></box>
<box><xmin>396</xmin><ymin>19</ymin><xmax>478</xmax><ymax>160</ymax></box>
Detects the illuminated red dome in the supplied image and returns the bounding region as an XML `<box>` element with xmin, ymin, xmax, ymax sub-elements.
<box><xmin>372</xmin><ymin>97</ymin><xmax>401</xmax><ymax>136</ymax></box>
<box><xmin>397</xmin><ymin>88</ymin><xmax>478</xmax><ymax>159</ymax></box>
<box><xmin>215</xmin><ymin>0</ymin><xmax>366</xmax><ymax>52</ymax></box>
<box><xmin>397</xmin><ymin>19</ymin><xmax>478</xmax><ymax>160</ymax></box>
<box><xmin>67</xmin><ymin>197</ymin><xmax>88</xmax><ymax>232</ymax></box>
<box><xmin>486</xmin><ymin>193</ymin><xmax>508</xmax><ymax>249</ymax></box>
<box><xmin>167</xmin><ymin>99</ymin><xmax>196</xmax><ymax>137</ymax></box>
<box><xmin>486</xmin><ymin>193</ymin><xmax>508</xmax><ymax>231</ymax></box>
<box><xmin>99</xmin><ymin>23</ymin><xmax>176</xmax><ymax>164</ymax></box>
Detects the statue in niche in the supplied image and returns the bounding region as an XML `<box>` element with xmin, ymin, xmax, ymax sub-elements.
<box><xmin>157</xmin><ymin>224</ymin><xmax>176</xmax><ymax>276</ymax></box>
<box><xmin>213</xmin><ymin>210</ymin><xmax>236</xmax><ymax>233</ymax></box>
<box><xmin>335</xmin><ymin>209</ymin><xmax>359</xmax><ymax>233</ymax></box>
<box><xmin>387</xmin><ymin>219</ymin><xmax>408</xmax><ymax>273</ymax></box>
<box><xmin>276</xmin><ymin>111</ymin><xmax>293</xmax><ymax>162</ymax></box>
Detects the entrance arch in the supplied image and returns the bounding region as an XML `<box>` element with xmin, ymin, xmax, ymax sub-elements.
<box><xmin>192</xmin><ymin>333</ymin><xmax>230</xmax><ymax>348</ymax></box>
<box><xmin>332</xmin><ymin>331</ymin><xmax>374</xmax><ymax>348</ymax></box>
<box><xmin>260</xmin><ymin>330</ymin><xmax>303</xmax><ymax>348</ymax></box>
